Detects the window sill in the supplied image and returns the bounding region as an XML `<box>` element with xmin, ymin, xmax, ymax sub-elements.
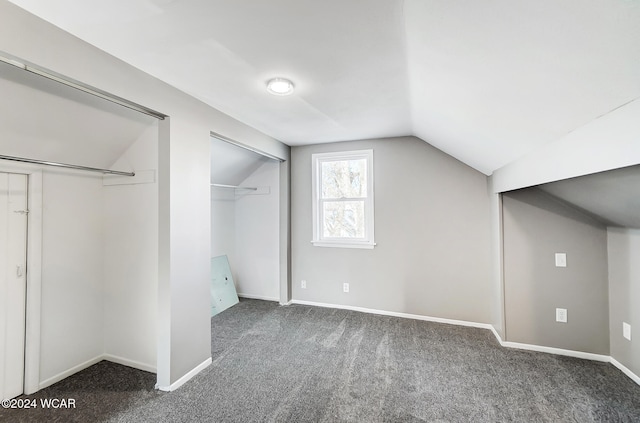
<box><xmin>311</xmin><ymin>241</ymin><xmax>376</xmax><ymax>250</ymax></box>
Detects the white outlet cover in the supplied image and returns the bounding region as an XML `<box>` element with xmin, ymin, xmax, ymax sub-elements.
<box><xmin>301</xmin><ymin>280</ymin><xmax>306</xmax><ymax>289</ymax></box>
<box><xmin>555</xmin><ymin>253</ymin><xmax>567</xmax><ymax>267</ymax></box>
<box><xmin>623</xmin><ymin>322</ymin><xmax>631</xmax><ymax>341</ymax></box>
<box><xmin>556</xmin><ymin>308</ymin><xmax>567</xmax><ymax>323</ymax></box>
<box><xmin>343</xmin><ymin>283</ymin><xmax>349</xmax><ymax>293</ymax></box>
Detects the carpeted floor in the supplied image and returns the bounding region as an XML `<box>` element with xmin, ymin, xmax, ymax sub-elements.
<box><xmin>2</xmin><ymin>298</ymin><xmax>640</xmax><ymax>422</ymax></box>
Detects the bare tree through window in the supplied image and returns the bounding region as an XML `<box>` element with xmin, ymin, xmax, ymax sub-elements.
<box><xmin>321</xmin><ymin>159</ymin><xmax>367</xmax><ymax>238</ymax></box>
<box><xmin>312</xmin><ymin>149</ymin><xmax>375</xmax><ymax>249</ymax></box>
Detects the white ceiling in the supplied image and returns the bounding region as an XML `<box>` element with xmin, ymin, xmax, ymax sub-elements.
<box><xmin>7</xmin><ymin>0</ymin><xmax>640</xmax><ymax>175</ymax></box>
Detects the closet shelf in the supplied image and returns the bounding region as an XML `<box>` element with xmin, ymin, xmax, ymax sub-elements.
<box><xmin>210</xmin><ymin>183</ymin><xmax>258</xmax><ymax>191</ymax></box>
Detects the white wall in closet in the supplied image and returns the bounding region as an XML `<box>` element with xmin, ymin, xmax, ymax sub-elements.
<box><xmin>211</xmin><ymin>139</ymin><xmax>280</xmax><ymax>302</ymax></box>
<box><xmin>103</xmin><ymin>123</ymin><xmax>159</xmax><ymax>372</ymax></box>
<box><xmin>234</xmin><ymin>160</ymin><xmax>280</xmax><ymax>301</ymax></box>
<box><xmin>0</xmin><ymin>56</ymin><xmax>159</xmax><ymax>389</ymax></box>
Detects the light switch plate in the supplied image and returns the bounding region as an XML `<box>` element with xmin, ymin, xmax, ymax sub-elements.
<box><xmin>555</xmin><ymin>253</ymin><xmax>567</xmax><ymax>267</ymax></box>
<box><xmin>623</xmin><ymin>322</ymin><xmax>631</xmax><ymax>341</ymax></box>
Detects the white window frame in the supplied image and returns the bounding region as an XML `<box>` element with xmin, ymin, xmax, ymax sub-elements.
<box><xmin>311</xmin><ymin>149</ymin><xmax>375</xmax><ymax>249</ymax></box>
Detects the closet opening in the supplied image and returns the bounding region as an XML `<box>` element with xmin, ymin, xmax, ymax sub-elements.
<box><xmin>0</xmin><ymin>54</ymin><xmax>160</xmax><ymax>397</ymax></box>
<box><xmin>210</xmin><ymin>135</ymin><xmax>282</xmax><ymax>317</ymax></box>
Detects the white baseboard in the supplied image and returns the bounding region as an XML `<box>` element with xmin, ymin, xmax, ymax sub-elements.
<box><xmin>35</xmin><ymin>306</ymin><xmax>639</xmax><ymax>394</ymax></box>
<box><xmin>38</xmin><ymin>355</ymin><xmax>209</xmax><ymax>394</ymax></box>
<box><xmin>238</xmin><ymin>293</ymin><xmax>279</xmax><ymax>302</ymax></box>
<box><xmin>291</xmin><ymin>298</ymin><xmax>640</xmax><ymax>387</ymax></box>
<box><xmin>102</xmin><ymin>354</ymin><xmax>156</xmax><ymax>374</ymax></box>
<box><xmin>39</xmin><ymin>355</ymin><xmax>104</xmax><ymax>390</ymax></box>
<box><xmin>610</xmin><ymin>357</ymin><xmax>640</xmax><ymax>386</ymax></box>
<box><xmin>488</xmin><ymin>323</ymin><xmax>640</xmax><ymax>386</ymax></box>
<box><xmin>497</xmin><ymin>341</ymin><xmax>640</xmax><ymax>386</ymax></box>
<box><xmin>488</xmin><ymin>328</ymin><xmax>621</xmax><ymax>365</ymax></box>
<box><xmin>290</xmin><ymin>299</ymin><xmax>493</xmax><ymax>330</ymax></box>
<box><xmin>489</xmin><ymin>325</ymin><xmax>504</xmax><ymax>344</ymax></box>
<box><xmin>156</xmin><ymin>357</ymin><xmax>212</xmax><ymax>392</ymax></box>
<box><xmin>39</xmin><ymin>354</ymin><xmax>156</xmax><ymax>391</ymax></box>
<box><xmin>499</xmin><ymin>341</ymin><xmax>610</xmax><ymax>362</ymax></box>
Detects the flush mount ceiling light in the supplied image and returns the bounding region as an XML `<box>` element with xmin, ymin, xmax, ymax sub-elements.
<box><xmin>266</xmin><ymin>77</ymin><xmax>295</xmax><ymax>96</ymax></box>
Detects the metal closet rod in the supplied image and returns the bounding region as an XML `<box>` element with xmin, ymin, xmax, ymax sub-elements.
<box><xmin>210</xmin><ymin>132</ymin><xmax>285</xmax><ymax>162</ymax></box>
<box><xmin>0</xmin><ymin>154</ymin><xmax>135</xmax><ymax>177</ymax></box>
<box><xmin>0</xmin><ymin>51</ymin><xmax>167</xmax><ymax>121</ymax></box>
<box><xmin>210</xmin><ymin>183</ymin><xmax>257</xmax><ymax>191</ymax></box>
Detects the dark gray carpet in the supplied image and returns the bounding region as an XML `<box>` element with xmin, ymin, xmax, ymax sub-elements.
<box><xmin>2</xmin><ymin>299</ymin><xmax>639</xmax><ymax>422</ymax></box>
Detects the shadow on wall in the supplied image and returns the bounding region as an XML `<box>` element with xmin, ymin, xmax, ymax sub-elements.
<box><xmin>502</xmin><ymin>188</ymin><xmax>609</xmax><ymax>355</ymax></box>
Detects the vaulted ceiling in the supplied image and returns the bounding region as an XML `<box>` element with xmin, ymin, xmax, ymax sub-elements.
<box><xmin>7</xmin><ymin>0</ymin><xmax>640</xmax><ymax>175</ymax></box>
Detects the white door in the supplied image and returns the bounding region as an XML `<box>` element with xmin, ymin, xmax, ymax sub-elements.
<box><xmin>0</xmin><ymin>172</ymin><xmax>28</xmax><ymax>400</ymax></box>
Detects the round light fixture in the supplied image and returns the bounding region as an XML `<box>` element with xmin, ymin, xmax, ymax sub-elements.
<box><xmin>266</xmin><ymin>77</ymin><xmax>295</xmax><ymax>96</ymax></box>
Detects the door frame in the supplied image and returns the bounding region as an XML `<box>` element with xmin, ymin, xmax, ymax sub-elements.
<box><xmin>0</xmin><ymin>164</ymin><xmax>43</xmax><ymax>395</ymax></box>
<box><xmin>210</xmin><ymin>133</ymin><xmax>291</xmax><ymax>305</ymax></box>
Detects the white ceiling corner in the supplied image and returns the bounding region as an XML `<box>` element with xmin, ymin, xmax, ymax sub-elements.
<box><xmin>7</xmin><ymin>0</ymin><xmax>640</xmax><ymax>175</ymax></box>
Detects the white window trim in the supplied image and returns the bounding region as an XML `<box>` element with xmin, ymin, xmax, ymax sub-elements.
<box><xmin>311</xmin><ymin>149</ymin><xmax>375</xmax><ymax>249</ymax></box>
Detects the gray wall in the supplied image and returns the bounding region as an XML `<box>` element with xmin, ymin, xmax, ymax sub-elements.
<box><xmin>291</xmin><ymin>136</ymin><xmax>492</xmax><ymax>323</ymax></box>
<box><xmin>607</xmin><ymin>228</ymin><xmax>640</xmax><ymax>376</ymax></box>
<box><xmin>502</xmin><ymin>189</ymin><xmax>609</xmax><ymax>354</ymax></box>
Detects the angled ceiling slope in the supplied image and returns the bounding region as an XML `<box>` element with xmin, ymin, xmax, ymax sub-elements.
<box><xmin>0</xmin><ymin>60</ymin><xmax>155</xmax><ymax>170</ymax></box>
<box><xmin>7</xmin><ymin>0</ymin><xmax>640</xmax><ymax>175</ymax></box>
<box><xmin>537</xmin><ymin>165</ymin><xmax>640</xmax><ymax>229</ymax></box>
<box><xmin>210</xmin><ymin>138</ymin><xmax>271</xmax><ymax>186</ymax></box>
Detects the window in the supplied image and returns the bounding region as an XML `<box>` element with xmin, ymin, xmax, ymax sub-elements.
<box><xmin>312</xmin><ymin>149</ymin><xmax>375</xmax><ymax>249</ymax></box>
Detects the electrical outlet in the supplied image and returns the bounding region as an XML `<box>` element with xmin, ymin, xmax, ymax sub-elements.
<box><xmin>555</xmin><ymin>253</ymin><xmax>567</xmax><ymax>267</ymax></box>
<box><xmin>623</xmin><ymin>322</ymin><xmax>631</xmax><ymax>341</ymax></box>
<box><xmin>343</xmin><ymin>283</ymin><xmax>349</xmax><ymax>293</ymax></box>
<box><xmin>301</xmin><ymin>280</ymin><xmax>306</xmax><ymax>289</ymax></box>
<box><xmin>556</xmin><ymin>308</ymin><xmax>567</xmax><ymax>323</ymax></box>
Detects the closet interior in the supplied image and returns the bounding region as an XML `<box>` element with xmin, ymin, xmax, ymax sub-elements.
<box><xmin>210</xmin><ymin>137</ymin><xmax>281</xmax><ymax>305</ymax></box>
<box><xmin>0</xmin><ymin>58</ymin><xmax>159</xmax><ymax>398</ymax></box>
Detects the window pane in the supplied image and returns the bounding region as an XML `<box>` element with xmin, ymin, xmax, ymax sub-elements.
<box><xmin>321</xmin><ymin>158</ymin><xmax>367</xmax><ymax>199</ymax></box>
<box><xmin>322</xmin><ymin>201</ymin><xmax>365</xmax><ymax>238</ymax></box>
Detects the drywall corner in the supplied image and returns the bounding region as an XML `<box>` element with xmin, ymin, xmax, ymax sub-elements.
<box><xmin>607</xmin><ymin>227</ymin><xmax>640</xmax><ymax>378</ymax></box>
<box><xmin>488</xmin><ymin>177</ymin><xmax>506</xmax><ymax>340</ymax></box>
